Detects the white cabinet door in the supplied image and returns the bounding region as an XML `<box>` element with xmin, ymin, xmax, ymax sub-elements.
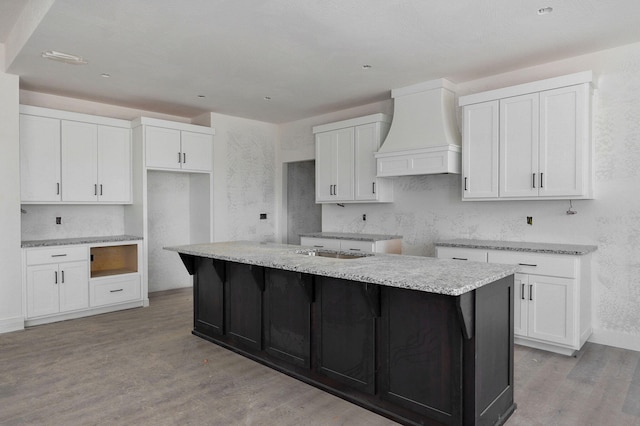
<box><xmin>181</xmin><ymin>131</ymin><xmax>212</xmax><ymax>172</ymax></box>
<box><xmin>97</xmin><ymin>125</ymin><xmax>131</xmax><ymax>203</ymax></box>
<box><xmin>354</xmin><ymin>123</ymin><xmax>379</xmax><ymax>201</ymax></box>
<box><xmin>335</xmin><ymin>128</ymin><xmax>355</xmax><ymax>201</ymax></box>
<box><xmin>20</xmin><ymin>114</ymin><xmax>61</xmax><ymax>202</ymax></box>
<box><xmin>539</xmin><ymin>85</ymin><xmax>588</xmax><ymax>197</ymax></box>
<box><xmin>463</xmin><ymin>101</ymin><xmax>499</xmax><ymax>199</ymax></box>
<box><xmin>61</xmin><ymin>120</ymin><xmax>98</xmax><ymax>202</ymax></box>
<box><xmin>26</xmin><ymin>264</ymin><xmax>60</xmax><ymax>317</ymax></box>
<box><xmin>499</xmin><ymin>93</ymin><xmax>539</xmax><ymax>198</ymax></box>
<box><xmin>528</xmin><ymin>275</ymin><xmax>575</xmax><ymax>346</ymax></box>
<box><xmin>315</xmin><ymin>132</ymin><xmax>337</xmax><ymax>202</ymax></box>
<box><xmin>145</xmin><ymin>126</ymin><xmax>182</xmax><ymax>169</ymax></box>
<box><xmin>315</xmin><ymin>128</ymin><xmax>354</xmax><ymax>202</ymax></box>
<box><xmin>58</xmin><ymin>261</ymin><xmax>89</xmax><ymax>313</ymax></box>
<box><xmin>513</xmin><ymin>273</ymin><xmax>528</xmax><ymax>337</ymax></box>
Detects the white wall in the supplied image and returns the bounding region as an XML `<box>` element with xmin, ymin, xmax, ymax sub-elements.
<box><xmin>299</xmin><ymin>42</ymin><xmax>640</xmax><ymax>352</ymax></box>
<box><xmin>196</xmin><ymin>113</ymin><xmax>279</xmax><ymax>243</ymax></box>
<box><xmin>0</xmin><ymin>44</ymin><xmax>23</xmax><ymax>332</ymax></box>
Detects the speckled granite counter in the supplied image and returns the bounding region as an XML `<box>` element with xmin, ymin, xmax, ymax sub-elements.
<box><xmin>165</xmin><ymin>241</ymin><xmax>517</xmax><ymax>296</ymax></box>
<box><xmin>436</xmin><ymin>239</ymin><xmax>597</xmax><ymax>255</ymax></box>
<box><xmin>22</xmin><ymin>234</ymin><xmax>143</xmax><ymax>248</ymax></box>
<box><xmin>299</xmin><ymin>232</ymin><xmax>401</xmax><ymax>241</ymax></box>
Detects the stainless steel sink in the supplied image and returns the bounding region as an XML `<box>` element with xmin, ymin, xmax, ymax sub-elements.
<box><xmin>296</xmin><ymin>249</ymin><xmax>373</xmax><ymax>259</ymax></box>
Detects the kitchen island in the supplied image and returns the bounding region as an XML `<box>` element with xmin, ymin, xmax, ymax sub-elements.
<box><xmin>166</xmin><ymin>241</ymin><xmax>519</xmax><ymax>426</ymax></box>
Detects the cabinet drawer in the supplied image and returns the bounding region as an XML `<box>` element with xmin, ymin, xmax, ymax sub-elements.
<box><xmin>340</xmin><ymin>240</ymin><xmax>374</xmax><ymax>253</ymax></box>
<box><xmin>300</xmin><ymin>237</ymin><xmax>341</xmax><ymax>250</ymax></box>
<box><xmin>27</xmin><ymin>246</ymin><xmax>88</xmax><ymax>266</ymax></box>
<box><xmin>488</xmin><ymin>251</ymin><xmax>577</xmax><ymax>278</ymax></box>
<box><xmin>436</xmin><ymin>247</ymin><xmax>488</xmax><ymax>262</ymax></box>
<box><xmin>90</xmin><ymin>275</ymin><xmax>141</xmax><ymax>307</ymax></box>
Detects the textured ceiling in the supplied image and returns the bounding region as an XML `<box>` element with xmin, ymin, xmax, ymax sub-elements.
<box><xmin>3</xmin><ymin>0</ymin><xmax>640</xmax><ymax>123</ymax></box>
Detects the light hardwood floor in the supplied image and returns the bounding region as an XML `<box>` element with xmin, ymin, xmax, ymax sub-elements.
<box><xmin>1</xmin><ymin>288</ymin><xmax>639</xmax><ymax>425</ymax></box>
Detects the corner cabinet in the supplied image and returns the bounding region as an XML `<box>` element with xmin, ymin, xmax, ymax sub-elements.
<box><xmin>437</xmin><ymin>245</ymin><xmax>592</xmax><ymax>356</ymax></box>
<box><xmin>313</xmin><ymin>114</ymin><xmax>393</xmax><ymax>203</ymax></box>
<box><xmin>459</xmin><ymin>71</ymin><xmax>593</xmax><ymax>201</ymax></box>
<box><xmin>19</xmin><ymin>106</ymin><xmax>132</xmax><ymax>204</ymax></box>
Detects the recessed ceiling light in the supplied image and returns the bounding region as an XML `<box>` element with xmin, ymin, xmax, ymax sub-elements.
<box><xmin>362</xmin><ymin>64</ymin><xmax>373</xmax><ymax>70</ymax></box>
<box><xmin>264</xmin><ymin>96</ymin><xmax>272</xmax><ymax>100</ymax></box>
<box><xmin>41</xmin><ymin>50</ymin><xmax>88</xmax><ymax>65</ymax></box>
<box><xmin>100</xmin><ymin>73</ymin><xmax>111</xmax><ymax>78</ymax></box>
<box><xmin>537</xmin><ymin>7</ymin><xmax>553</xmax><ymax>15</ymax></box>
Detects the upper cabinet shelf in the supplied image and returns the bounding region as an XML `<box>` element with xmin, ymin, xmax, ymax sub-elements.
<box><xmin>459</xmin><ymin>71</ymin><xmax>593</xmax><ymax>201</ymax></box>
<box><xmin>313</xmin><ymin>114</ymin><xmax>393</xmax><ymax>204</ymax></box>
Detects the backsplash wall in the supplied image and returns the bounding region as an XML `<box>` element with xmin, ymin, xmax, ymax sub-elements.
<box><xmin>21</xmin><ymin>205</ymin><xmax>125</xmax><ymax>241</ymax></box>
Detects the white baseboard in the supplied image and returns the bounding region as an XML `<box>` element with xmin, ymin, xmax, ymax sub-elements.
<box><xmin>0</xmin><ymin>316</ymin><xmax>25</xmax><ymax>334</ymax></box>
<box><xmin>589</xmin><ymin>329</ymin><xmax>640</xmax><ymax>352</ymax></box>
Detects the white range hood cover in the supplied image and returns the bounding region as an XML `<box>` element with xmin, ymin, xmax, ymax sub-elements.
<box><xmin>375</xmin><ymin>79</ymin><xmax>461</xmax><ymax>176</ymax></box>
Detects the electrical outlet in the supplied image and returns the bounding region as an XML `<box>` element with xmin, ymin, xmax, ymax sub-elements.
<box><xmin>260</xmin><ymin>213</ymin><xmax>267</xmax><ymax>220</ymax></box>
<box><xmin>56</xmin><ymin>217</ymin><xmax>62</xmax><ymax>225</ymax></box>
<box><xmin>362</xmin><ymin>214</ymin><xmax>366</xmax><ymax>221</ymax></box>
<box><xmin>526</xmin><ymin>216</ymin><xmax>533</xmax><ymax>225</ymax></box>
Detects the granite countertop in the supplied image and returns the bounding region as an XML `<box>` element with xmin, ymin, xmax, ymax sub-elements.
<box><xmin>165</xmin><ymin>241</ymin><xmax>517</xmax><ymax>296</ymax></box>
<box><xmin>436</xmin><ymin>239</ymin><xmax>597</xmax><ymax>255</ymax></box>
<box><xmin>299</xmin><ymin>232</ymin><xmax>402</xmax><ymax>242</ymax></box>
<box><xmin>22</xmin><ymin>234</ymin><xmax>143</xmax><ymax>248</ymax></box>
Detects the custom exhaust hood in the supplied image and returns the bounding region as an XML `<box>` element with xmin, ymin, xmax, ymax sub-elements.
<box><xmin>375</xmin><ymin>79</ymin><xmax>461</xmax><ymax>177</ymax></box>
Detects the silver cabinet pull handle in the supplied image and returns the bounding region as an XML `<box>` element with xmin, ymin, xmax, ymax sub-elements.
<box><xmin>57</xmin><ymin>182</ymin><xmax>60</xmax><ymax>195</ymax></box>
<box><xmin>51</xmin><ymin>254</ymin><xmax>67</xmax><ymax>257</ymax></box>
<box><xmin>372</xmin><ymin>182</ymin><xmax>376</xmax><ymax>194</ymax></box>
<box><xmin>54</xmin><ymin>271</ymin><xmax>58</xmax><ymax>284</ymax></box>
<box><xmin>349</xmin><ymin>248</ymin><xmax>361</xmax><ymax>251</ymax></box>
<box><xmin>100</xmin><ymin>184</ymin><xmax>103</xmax><ymax>196</ymax></box>
<box><xmin>532</xmin><ymin>173</ymin><xmax>536</xmax><ymax>188</ymax></box>
<box><xmin>61</xmin><ymin>270</ymin><xmax>65</xmax><ymax>283</ymax></box>
<box><xmin>183</xmin><ymin>153</ymin><xmax>186</xmax><ymax>163</ymax></box>
<box><xmin>110</xmin><ymin>289</ymin><xmax>123</xmax><ymax>293</ymax></box>
<box><xmin>529</xmin><ymin>284</ymin><xmax>533</xmax><ymax>301</ymax></box>
<box><xmin>94</xmin><ymin>184</ymin><xmax>97</xmax><ymax>195</ymax></box>
<box><xmin>464</xmin><ymin>177</ymin><xmax>468</xmax><ymax>191</ymax></box>
<box><xmin>540</xmin><ymin>173</ymin><xmax>544</xmax><ymax>188</ymax></box>
<box><xmin>521</xmin><ymin>283</ymin><xmax>525</xmax><ymax>300</ymax></box>
<box><xmin>452</xmin><ymin>257</ymin><xmax>468</xmax><ymax>261</ymax></box>
<box><xmin>178</xmin><ymin>152</ymin><xmax>182</xmax><ymax>163</ymax></box>
<box><xmin>313</xmin><ymin>245</ymin><xmax>324</xmax><ymax>248</ymax></box>
<box><xmin>518</xmin><ymin>263</ymin><xmax>537</xmax><ymax>267</ymax></box>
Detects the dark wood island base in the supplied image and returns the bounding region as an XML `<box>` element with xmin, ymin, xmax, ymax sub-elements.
<box><xmin>178</xmin><ymin>254</ymin><xmax>516</xmax><ymax>426</ymax></box>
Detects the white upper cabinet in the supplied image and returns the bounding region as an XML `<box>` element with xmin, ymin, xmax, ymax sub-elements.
<box><xmin>460</xmin><ymin>71</ymin><xmax>593</xmax><ymax>201</ymax></box>
<box><xmin>20</xmin><ymin>106</ymin><xmax>132</xmax><ymax>204</ymax></box>
<box><xmin>97</xmin><ymin>126</ymin><xmax>132</xmax><ymax>203</ymax></box>
<box><xmin>315</xmin><ymin>127</ymin><xmax>355</xmax><ymax>202</ymax></box>
<box><xmin>462</xmin><ymin>101</ymin><xmax>499</xmax><ymax>199</ymax></box>
<box><xmin>20</xmin><ymin>114</ymin><xmax>61</xmax><ymax>202</ymax></box>
<box><xmin>61</xmin><ymin>121</ymin><xmax>98</xmax><ymax>202</ymax></box>
<box><xmin>313</xmin><ymin>114</ymin><xmax>392</xmax><ymax>204</ymax></box>
<box><xmin>142</xmin><ymin>121</ymin><xmax>214</xmax><ymax>172</ymax></box>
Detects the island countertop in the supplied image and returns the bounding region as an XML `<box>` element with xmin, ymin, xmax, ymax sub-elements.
<box><xmin>165</xmin><ymin>241</ymin><xmax>518</xmax><ymax>296</ymax></box>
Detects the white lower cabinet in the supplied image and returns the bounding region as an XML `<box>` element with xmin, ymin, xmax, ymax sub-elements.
<box><xmin>23</xmin><ymin>241</ymin><xmax>144</xmax><ymax>326</ymax></box>
<box><xmin>436</xmin><ymin>245</ymin><xmax>591</xmax><ymax>355</ymax></box>
<box><xmin>300</xmin><ymin>236</ymin><xmax>402</xmax><ymax>254</ymax></box>
<box><xmin>26</xmin><ymin>249</ymin><xmax>89</xmax><ymax>318</ymax></box>
<box><xmin>91</xmin><ymin>275</ymin><xmax>141</xmax><ymax>307</ymax></box>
